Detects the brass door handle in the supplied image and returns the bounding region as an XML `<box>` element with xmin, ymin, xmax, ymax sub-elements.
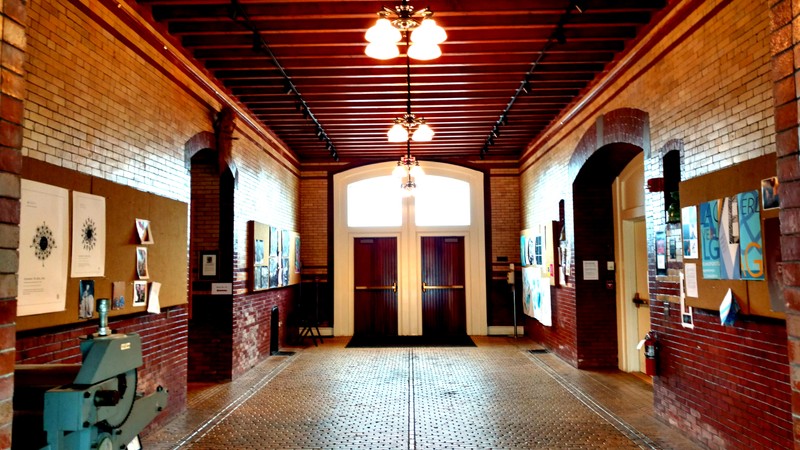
<box><xmin>355</xmin><ymin>282</ymin><xmax>397</xmax><ymax>293</ymax></box>
<box><xmin>422</xmin><ymin>282</ymin><xmax>465</xmax><ymax>293</ymax></box>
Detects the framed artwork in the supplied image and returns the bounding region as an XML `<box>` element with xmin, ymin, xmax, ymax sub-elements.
<box><xmin>200</xmin><ymin>251</ymin><xmax>218</xmax><ymax>279</ymax></box>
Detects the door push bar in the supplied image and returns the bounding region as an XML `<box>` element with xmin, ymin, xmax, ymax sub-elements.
<box><xmin>355</xmin><ymin>282</ymin><xmax>397</xmax><ymax>293</ymax></box>
<box><xmin>422</xmin><ymin>282</ymin><xmax>465</xmax><ymax>293</ymax></box>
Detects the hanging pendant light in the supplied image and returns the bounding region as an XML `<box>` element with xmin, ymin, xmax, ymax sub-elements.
<box><xmin>364</xmin><ymin>0</ymin><xmax>446</xmax><ymax>61</ymax></box>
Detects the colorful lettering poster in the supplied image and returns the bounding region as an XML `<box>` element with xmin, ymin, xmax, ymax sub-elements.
<box><xmin>718</xmin><ymin>196</ymin><xmax>740</xmax><ymax>280</ymax></box>
<box><xmin>699</xmin><ymin>199</ymin><xmax>721</xmax><ymax>279</ymax></box>
<box><xmin>738</xmin><ymin>190</ymin><xmax>764</xmax><ymax>280</ymax></box>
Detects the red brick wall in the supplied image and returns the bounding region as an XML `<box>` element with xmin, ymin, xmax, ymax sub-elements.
<box><xmin>771</xmin><ymin>1</ymin><xmax>800</xmax><ymax>447</ymax></box>
<box><xmin>17</xmin><ymin>0</ymin><xmax>300</xmax><ymax>441</ymax></box>
<box><xmin>487</xmin><ymin>171</ymin><xmax>521</xmax><ymax>327</ymax></box>
<box><xmin>230</xmin><ymin>128</ymin><xmax>300</xmax><ymax>376</ymax></box>
<box><xmin>16</xmin><ymin>305</ymin><xmax>189</xmax><ymax>434</ymax></box>
<box><xmin>521</xmin><ymin>0</ymin><xmax>792</xmax><ymax>447</ymax></box>
<box><xmin>0</xmin><ymin>0</ymin><xmax>25</xmax><ymax>446</ymax></box>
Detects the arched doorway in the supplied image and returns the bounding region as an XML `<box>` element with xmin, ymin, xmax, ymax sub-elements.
<box><xmin>572</xmin><ymin>143</ymin><xmax>642</xmax><ymax>368</ymax></box>
<box><xmin>332</xmin><ymin>162</ymin><xmax>487</xmax><ymax>336</ymax></box>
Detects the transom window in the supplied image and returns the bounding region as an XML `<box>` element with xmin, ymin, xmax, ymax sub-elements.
<box><xmin>415</xmin><ymin>176</ymin><xmax>470</xmax><ymax>226</ymax></box>
<box><xmin>346</xmin><ymin>174</ymin><xmax>470</xmax><ymax>227</ymax></box>
<box><xmin>347</xmin><ymin>176</ymin><xmax>402</xmax><ymax>227</ymax></box>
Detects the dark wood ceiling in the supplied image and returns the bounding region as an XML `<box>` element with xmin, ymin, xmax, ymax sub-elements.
<box><xmin>135</xmin><ymin>0</ymin><xmax>669</xmax><ymax>164</ymax></box>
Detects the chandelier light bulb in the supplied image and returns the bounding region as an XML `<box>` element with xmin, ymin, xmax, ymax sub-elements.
<box><xmin>407</xmin><ymin>42</ymin><xmax>441</xmax><ymax>61</ymax></box>
<box><xmin>392</xmin><ymin>162</ymin><xmax>407</xmax><ymax>178</ymax></box>
<box><xmin>366</xmin><ymin>18</ymin><xmax>402</xmax><ymax>44</ymax></box>
<box><xmin>409</xmin><ymin>162</ymin><xmax>425</xmax><ymax>178</ymax></box>
<box><xmin>365</xmin><ymin>41</ymin><xmax>400</xmax><ymax>60</ymax></box>
<box><xmin>410</xmin><ymin>19</ymin><xmax>447</xmax><ymax>45</ymax></box>
<box><xmin>388</xmin><ymin>123</ymin><xmax>409</xmax><ymax>142</ymax></box>
<box><xmin>411</xmin><ymin>123</ymin><xmax>434</xmax><ymax>141</ymax></box>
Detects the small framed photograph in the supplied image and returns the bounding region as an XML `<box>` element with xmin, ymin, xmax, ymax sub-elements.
<box><xmin>200</xmin><ymin>251</ymin><xmax>218</xmax><ymax>279</ymax></box>
<box><xmin>761</xmin><ymin>176</ymin><xmax>780</xmax><ymax>210</ymax></box>
<box><xmin>136</xmin><ymin>246</ymin><xmax>149</xmax><ymax>279</ymax></box>
<box><xmin>79</xmin><ymin>279</ymin><xmax>95</xmax><ymax>319</ymax></box>
<box><xmin>135</xmin><ymin>218</ymin><xmax>154</xmax><ymax>244</ymax></box>
<box><xmin>133</xmin><ymin>280</ymin><xmax>148</xmax><ymax>306</ymax></box>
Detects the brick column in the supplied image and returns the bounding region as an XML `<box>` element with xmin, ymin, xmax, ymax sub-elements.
<box><xmin>771</xmin><ymin>1</ymin><xmax>800</xmax><ymax>448</ymax></box>
<box><xmin>0</xmin><ymin>0</ymin><xmax>25</xmax><ymax>447</ymax></box>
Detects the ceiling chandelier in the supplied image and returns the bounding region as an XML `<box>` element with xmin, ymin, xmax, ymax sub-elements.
<box><xmin>365</xmin><ymin>0</ymin><xmax>447</xmax><ymax>61</ymax></box>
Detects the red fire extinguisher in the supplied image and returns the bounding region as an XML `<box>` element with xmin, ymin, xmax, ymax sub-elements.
<box><xmin>643</xmin><ymin>331</ymin><xmax>658</xmax><ymax>376</ymax></box>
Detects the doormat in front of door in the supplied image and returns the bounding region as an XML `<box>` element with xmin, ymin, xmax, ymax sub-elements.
<box><xmin>346</xmin><ymin>335</ymin><xmax>476</xmax><ymax>348</ymax></box>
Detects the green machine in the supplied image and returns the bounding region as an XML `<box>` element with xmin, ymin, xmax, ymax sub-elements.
<box><xmin>14</xmin><ymin>299</ymin><xmax>168</xmax><ymax>450</ymax></box>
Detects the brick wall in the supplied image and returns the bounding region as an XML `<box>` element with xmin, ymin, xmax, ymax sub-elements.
<box><xmin>15</xmin><ymin>0</ymin><xmax>300</xmax><ymax>442</ymax></box>
<box><xmin>230</xmin><ymin>127</ymin><xmax>300</xmax><ymax>376</ymax></box>
<box><xmin>0</xmin><ymin>0</ymin><xmax>25</xmax><ymax>446</ymax></box>
<box><xmin>16</xmin><ymin>305</ymin><xmax>189</xmax><ymax>434</ymax></box>
<box><xmin>521</xmin><ymin>0</ymin><xmax>792</xmax><ymax>447</ymax></box>
<box><xmin>487</xmin><ymin>171</ymin><xmax>521</xmax><ymax>327</ymax></box>
<box><xmin>771</xmin><ymin>0</ymin><xmax>800</xmax><ymax>447</ymax></box>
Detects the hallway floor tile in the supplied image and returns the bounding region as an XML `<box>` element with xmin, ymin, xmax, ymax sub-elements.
<box><xmin>143</xmin><ymin>336</ymin><xmax>704</xmax><ymax>449</ymax></box>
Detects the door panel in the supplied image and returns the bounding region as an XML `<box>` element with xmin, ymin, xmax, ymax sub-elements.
<box><xmin>421</xmin><ymin>237</ymin><xmax>466</xmax><ymax>336</ymax></box>
<box><xmin>353</xmin><ymin>237</ymin><xmax>398</xmax><ymax>337</ymax></box>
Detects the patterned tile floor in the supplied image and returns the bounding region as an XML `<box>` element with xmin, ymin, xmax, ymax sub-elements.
<box><xmin>143</xmin><ymin>336</ymin><xmax>704</xmax><ymax>450</ymax></box>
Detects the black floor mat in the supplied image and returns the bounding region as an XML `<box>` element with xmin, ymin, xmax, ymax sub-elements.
<box><xmin>346</xmin><ymin>334</ymin><xmax>476</xmax><ymax>348</ymax></box>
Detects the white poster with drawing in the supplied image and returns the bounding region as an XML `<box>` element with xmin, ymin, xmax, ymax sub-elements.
<box><xmin>19</xmin><ymin>180</ymin><xmax>69</xmax><ymax>316</ymax></box>
<box><xmin>70</xmin><ymin>191</ymin><xmax>106</xmax><ymax>277</ymax></box>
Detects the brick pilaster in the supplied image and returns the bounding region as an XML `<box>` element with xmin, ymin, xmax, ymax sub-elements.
<box><xmin>770</xmin><ymin>1</ymin><xmax>800</xmax><ymax>448</ymax></box>
<box><xmin>0</xmin><ymin>0</ymin><xmax>25</xmax><ymax>447</ymax></box>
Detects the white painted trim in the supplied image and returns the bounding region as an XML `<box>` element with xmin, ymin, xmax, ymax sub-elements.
<box><xmin>487</xmin><ymin>326</ymin><xmax>525</xmax><ymax>336</ymax></box>
<box><xmin>333</xmin><ymin>162</ymin><xmax>487</xmax><ymax>337</ymax></box>
<box><xmin>613</xmin><ymin>153</ymin><xmax>646</xmax><ymax>373</ymax></box>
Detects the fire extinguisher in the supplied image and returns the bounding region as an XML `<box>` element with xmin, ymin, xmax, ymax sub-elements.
<box><xmin>643</xmin><ymin>330</ymin><xmax>658</xmax><ymax>376</ymax></box>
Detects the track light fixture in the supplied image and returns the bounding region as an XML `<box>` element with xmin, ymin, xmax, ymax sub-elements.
<box><xmin>228</xmin><ymin>0</ymin><xmax>338</xmax><ymax>161</ymax></box>
<box><xmin>365</xmin><ymin>0</ymin><xmax>447</xmax><ymax>61</ymax></box>
<box><xmin>478</xmin><ymin>1</ymin><xmax>585</xmax><ymax>158</ymax></box>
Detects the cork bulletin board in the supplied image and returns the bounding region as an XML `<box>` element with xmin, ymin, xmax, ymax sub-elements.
<box><xmin>678</xmin><ymin>153</ymin><xmax>781</xmax><ymax>319</ymax></box>
<box><xmin>18</xmin><ymin>158</ymin><xmax>188</xmax><ymax>331</ymax></box>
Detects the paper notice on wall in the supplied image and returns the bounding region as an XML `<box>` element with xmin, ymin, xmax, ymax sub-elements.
<box><xmin>148</xmin><ymin>281</ymin><xmax>161</xmax><ymax>314</ymax></box>
<box><xmin>684</xmin><ymin>263</ymin><xmax>699</xmax><ymax>298</ymax></box>
<box><xmin>71</xmin><ymin>191</ymin><xmax>106</xmax><ymax>277</ymax></box>
<box><xmin>19</xmin><ymin>180</ymin><xmax>69</xmax><ymax>316</ymax></box>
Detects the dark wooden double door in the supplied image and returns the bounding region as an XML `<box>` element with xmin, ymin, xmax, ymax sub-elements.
<box><xmin>353</xmin><ymin>236</ymin><xmax>466</xmax><ymax>337</ymax></box>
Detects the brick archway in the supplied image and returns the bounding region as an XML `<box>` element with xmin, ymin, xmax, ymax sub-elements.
<box><xmin>570</xmin><ymin>108</ymin><xmax>648</xmax><ymax>369</ymax></box>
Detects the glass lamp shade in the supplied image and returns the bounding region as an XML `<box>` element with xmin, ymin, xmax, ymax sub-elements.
<box><xmin>366</xmin><ymin>18</ymin><xmax>402</xmax><ymax>44</ymax></box>
<box><xmin>407</xmin><ymin>42</ymin><xmax>441</xmax><ymax>61</ymax></box>
<box><xmin>366</xmin><ymin>42</ymin><xmax>400</xmax><ymax>60</ymax></box>
<box><xmin>410</xmin><ymin>19</ymin><xmax>447</xmax><ymax>45</ymax></box>
<box><xmin>388</xmin><ymin>123</ymin><xmax>409</xmax><ymax>142</ymax></box>
<box><xmin>409</xmin><ymin>162</ymin><xmax>425</xmax><ymax>178</ymax></box>
<box><xmin>411</xmin><ymin>123</ymin><xmax>434</xmax><ymax>141</ymax></box>
<box><xmin>392</xmin><ymin>163</ymin><xmax>407</xmax><ymax>178</ymax></box>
